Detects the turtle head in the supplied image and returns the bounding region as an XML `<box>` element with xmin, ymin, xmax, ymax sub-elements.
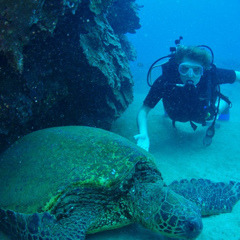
<box><xmin>150</xmin><ymin>188</ymin><xmax>203</xmax><ymax>239</ymax></box>
<box><xmin>132</xmin><ymin>181</ymin><xmax>202</xmax><ymax>239</ymax></box>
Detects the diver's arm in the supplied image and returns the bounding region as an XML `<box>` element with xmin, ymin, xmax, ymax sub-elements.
<box><xmin>134</xmin><ymin>105</ymin><xmax>152</xmax><ymax>151</ymax></box>
<box><xmin>235</xmin><ymin>71</ymin><xmax>240</xmax><ymax>83</ymax></box>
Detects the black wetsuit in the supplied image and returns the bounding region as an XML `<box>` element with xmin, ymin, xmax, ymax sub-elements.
<box><xmin>144</xmin><ymin>61</ymin><xmax>236</xmax><ymax>125</ymax></box>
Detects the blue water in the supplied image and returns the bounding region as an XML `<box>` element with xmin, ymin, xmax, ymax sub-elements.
<box><xmin>128</xmin><ymin>0</ymin><xmax>240</xmax><ymax>91</ymax></box>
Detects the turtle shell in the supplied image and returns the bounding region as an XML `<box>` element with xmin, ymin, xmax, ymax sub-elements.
<box><xmin>0</xmin><ymin>126</ymin><xmax>156</xmax><ymax>214</ymax></box>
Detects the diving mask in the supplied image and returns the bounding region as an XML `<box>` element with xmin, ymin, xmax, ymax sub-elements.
<box><xmin>178</xmin><ymin>63</ymin><xmax>203</xmax><ymax>77</ymax></box>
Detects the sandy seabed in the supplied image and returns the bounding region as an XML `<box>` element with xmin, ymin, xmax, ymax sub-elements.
<box><xmin>1</xmin><ymin>87</ymin><xmax>240</xmax><ymax>240</ymax></box>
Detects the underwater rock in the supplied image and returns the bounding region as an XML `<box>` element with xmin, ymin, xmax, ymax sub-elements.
<box><xmin>0</xmin><ymin>0</ymin><xmax>141</xmax><ymax>153</ymax></box>
<box><xmin>107</xmin><ymin>0</ymin><xmax>141</xmax><ymax>34</ymax></box>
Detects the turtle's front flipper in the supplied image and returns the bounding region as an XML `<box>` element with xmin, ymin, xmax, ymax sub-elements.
<box><xmin>0</xmin><ymin>207</ymin><xmax>101</xmax><ymax>240</ymax></box>
<box><xmin>168</xmin><ymin>178</ymin><xmax>240</xmax><ymax>216</ymax></box>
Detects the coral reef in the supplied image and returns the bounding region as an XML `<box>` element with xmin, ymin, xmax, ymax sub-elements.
<box><xmin>0</xmin><ymin>0</ymin><xmax>141</xmax><ymax>152</ymax></box>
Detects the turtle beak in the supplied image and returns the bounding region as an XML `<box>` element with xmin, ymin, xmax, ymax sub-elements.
<box><xmin>180</xmin><ymin>216</ymin><xmax>203</xmax><ymax>239</ymax></box>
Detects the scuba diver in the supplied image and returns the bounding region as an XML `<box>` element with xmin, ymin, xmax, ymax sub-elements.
<box><xmin>135</xmin><ymin>37</ymin><xmax>240</xmax><ymax>151</ymax></box>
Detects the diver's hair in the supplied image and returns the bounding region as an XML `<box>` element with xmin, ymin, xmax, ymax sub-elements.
<box><xmin>174</xmin><ymin>45</ymin><xmax>212</xmax><ymax>69</ymax></box>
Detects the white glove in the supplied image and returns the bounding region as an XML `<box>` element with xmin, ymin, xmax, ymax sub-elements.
<box><xmin>134</xmin><ymin>134</ymin><xmax>150</xmax><ymax>152</ymax></box>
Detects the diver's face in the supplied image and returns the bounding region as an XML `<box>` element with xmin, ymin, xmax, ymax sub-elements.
<box><xmin>179</xmin><ymin>57</ymin><xmax>203</xmax><ymax>85</ymax></box>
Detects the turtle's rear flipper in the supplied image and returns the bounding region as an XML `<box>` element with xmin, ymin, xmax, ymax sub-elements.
<box><xmin>168</xmin><ymin>178</ymin><xmax>240</xmax><ymax>216</ymax></box>
<box><xmin>0</xmin><ymin>207</ymin><xmax>101</xmax><ymax>240</ymax></box>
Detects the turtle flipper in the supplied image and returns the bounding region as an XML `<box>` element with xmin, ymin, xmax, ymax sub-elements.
<box><xmin>0</xmin><ymin>208</ymin><xmax>100</xmax><ymax>240</ymax></box>
<box><xmin>0</xmin><ymin>209</ymin><xmax>59</xmax><ymax>240</ymax></box>
<box><xmin>168</xmin><ymin>178</ymin><xmax>240</xmax><ymax>216</ymax></box>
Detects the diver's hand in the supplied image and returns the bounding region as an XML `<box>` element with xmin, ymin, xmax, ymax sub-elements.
<box><xmin>134</xmin><ymin>134</ymin><xmax>150</xmax><ymax>152</ymax></box>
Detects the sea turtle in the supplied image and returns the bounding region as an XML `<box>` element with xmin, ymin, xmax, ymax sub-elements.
<box><xmin>0</xmin><ymin>126</ymin><xmax>240</xmax><ymax>240</ymax></box>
